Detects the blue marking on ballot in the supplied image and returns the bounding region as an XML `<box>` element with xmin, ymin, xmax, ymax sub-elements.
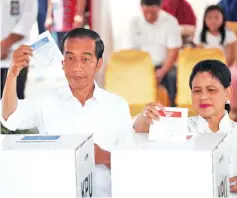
<box><xmin>31</xmin><ymin>37</ymin><xmax>49</xmax><ymax>50</ymax></box>
<box><xmin>21</xmin><ymin>136</ymin><xmax>60</xmax><ymax>141</ymax></box>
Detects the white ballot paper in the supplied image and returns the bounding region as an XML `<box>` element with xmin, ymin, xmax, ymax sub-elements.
<box><xmin>149</xmin><ymin>107</ymin><xmax>188</xmax><ymax>142</ymax></box>
<box><xmin>29</xmin><ymin>31</ymin><xmax>63</xmax><ymax>69</ymax></box>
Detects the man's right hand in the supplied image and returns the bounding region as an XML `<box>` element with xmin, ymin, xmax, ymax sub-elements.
<box><xmin>8</xmin><ymin>45</ymin><xmax>32</xmax><ymax>78</ymax></box>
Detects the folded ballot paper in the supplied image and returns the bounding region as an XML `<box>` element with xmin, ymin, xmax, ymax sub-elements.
<box><xmin>28</xmin><ymin>31</ymin><xmax>64</xmax><ymax>70</ymax></box>
<box><xmin>148</xmin><ymin>107</ymin><xmax>188</xmax><ymax>142</ymax></box>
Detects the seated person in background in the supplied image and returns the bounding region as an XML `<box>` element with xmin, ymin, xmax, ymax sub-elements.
<box><xmin>125</xmin><ymin>0</ymin><xmax>182</xmax><ymax>106</ymax></box>
<box><xmin>193</xmin><ymin>5</ymin><xmax>237</xmax><ymax>67</ymax></box>
<box><xmin>1</xmin><ymin>28</ymin><xmax>134</xmax><ymax>197</ymax></box>
<box><xmin>133</xmin><ymin>59</ymin><xmax>237</xmax><ymax>194</ymax></box>
<box><xmin>161</xmin><ymin>0</ymin><xmax>197</xmax><ymax>46</ymax></box>
<box><xmin>218</xmin><ymin>0</ymin><xmax>237</xmax><ymax>22</ymax></box>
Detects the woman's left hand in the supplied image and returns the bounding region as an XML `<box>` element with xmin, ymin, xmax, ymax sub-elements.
<box><xmin>230</xmin><ymin>176</ymin><xmax>237</xmax><ymax>192</ymax></box>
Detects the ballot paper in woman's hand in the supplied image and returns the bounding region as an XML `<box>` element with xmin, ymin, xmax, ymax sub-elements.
<box><xmin>28</xmin><ymin>31</ymin><xmax>64</xmax><ymax>69</ymax></box>
<box><xmin>148</xmin><ymin>107</ymin><xmax>188</xmax><ymax>142</ymax></box>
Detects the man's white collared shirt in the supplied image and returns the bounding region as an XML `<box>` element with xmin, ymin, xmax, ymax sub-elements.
<box><xmin>1</xmin><ymin>83</ymin><xmax>134</xmax><ymax>197</ymax></box>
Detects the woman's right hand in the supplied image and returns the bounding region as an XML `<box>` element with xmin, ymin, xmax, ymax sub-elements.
<box><xmin>134</xmin><ymin>102</ymin><xmax>164</xmax><ymax>133</ymax></box>
<box><xmin>8</xmin><ymin>45</ymin><xmax>32</xmax><ymax>78</ymax></box>
<box><xmin>142</xmin><ymin>102</ymin><xmax>164</xmax><ymax>124</ymax></box>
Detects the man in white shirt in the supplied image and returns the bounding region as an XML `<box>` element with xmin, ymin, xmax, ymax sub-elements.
<box><xmin>1</xmin><ymin>28</ymin><xmax>134</xmax><ymax>197</ymax></box>
<box><xmin>1</xmin><ymin>0</ymin><xmax>38</xmax><ymax>99</ymax></box>
<box><xmin>125</xmin><ymin>0</ymin><xmax>182</xmax><ymax>106</ymax></box>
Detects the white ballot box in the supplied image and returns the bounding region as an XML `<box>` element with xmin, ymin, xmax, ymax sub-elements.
<box><xmin>112</xmin><ymin>133</ymin><xmax>230</xmax><ymax>198</ymax></box>
<box><xmin>0</xmin><ymin>134</ymin><xmax>95</xmax><ymax>198</ymax></box>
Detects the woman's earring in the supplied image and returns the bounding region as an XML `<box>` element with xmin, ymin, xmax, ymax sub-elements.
<box><xmin>226</xmin><ymin>100</ymin><xmax>230</xmax><ymax>104</ymax></box>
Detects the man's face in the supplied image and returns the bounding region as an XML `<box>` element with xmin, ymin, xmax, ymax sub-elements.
<box><xmin>62</xmin><ymin>37</ymin><xmax>102</xmax><ymax>90</ymax></box>
<box><xmin>141</xmin><ymin>5</ymin><xmax>160</xmax><ymax>24</ymax></box>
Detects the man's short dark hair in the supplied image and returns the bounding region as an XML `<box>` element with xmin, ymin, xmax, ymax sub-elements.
<box><xmin>60</xmin><ymin>28</ymin><xmax>104</xmax><ymax>60</ymax></box>
<box><xmin>141</xmin><ymin>0</ymin><xmax>162</xmax><ymax>6</ymax></box>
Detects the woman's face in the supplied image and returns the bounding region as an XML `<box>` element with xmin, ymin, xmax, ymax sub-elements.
<box><xmin>205</xmin><ymin>10</ymin><xmax>223</xmax><ymax>32</ymax></box>
<box><xmin>191</xmin><ymin>72</ymin><xmax>231</xmax><ymax>118</ymax></box>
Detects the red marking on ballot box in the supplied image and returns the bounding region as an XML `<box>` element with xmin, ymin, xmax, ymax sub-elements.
<box><xmin>158</xmin><ymin>110</ymin><xmax>182</xmax><ymax>118</ymax></box>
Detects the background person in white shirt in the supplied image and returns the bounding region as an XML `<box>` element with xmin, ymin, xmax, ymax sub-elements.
<box><xmin>125</xmin><ymin>0</ymin><xmax>182</xmax><ymax>106</ymax></box>
<box><xmin>1</xmin><ymin>28</ymin><xmax>134</xmax><ymax>197</ymax></box>
<box><xmin>193</xmin><ymin>5</ymin><xmax>237</xmax><ymax>66</ymax></box>
<box><xmin>0</xmin><ymin>0</ymin><xmax>38</xmax><ymax>99</ymax></box>
<box><xmin>133</xmin><ymin>59</ymin><xmax>237</xmax><ymax>194</ymax></box>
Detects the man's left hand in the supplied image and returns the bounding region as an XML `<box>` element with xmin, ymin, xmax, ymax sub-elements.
<box><xmin>230</xmin><ymin>176</ymin><xmax>237</xmax><ymax>192</ymax></box>
<box><xmin>1</xmin><ymin>39</ymin><xmax>11</xmax><ymax>60</ymax></box>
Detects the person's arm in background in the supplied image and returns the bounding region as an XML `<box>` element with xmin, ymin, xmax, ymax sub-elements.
<box><xmin>225</xmin><ymin>30</ymin><xmax>237</xmax><ymax>66</ymax></box>
<box><xmin>73</xmin><ymin>0</ymin><xmax>86</xmax><ymax>28</ymax></box>
<box><xmin>225</xmin><ymin>42</ymin><xmax>236</xmax><ymax>66</ymax></box>
<box><xmin>45</xmin><ymin>0</ymin><xmax>53</xmax><ymax>30</ymax></box>
<box><xmin>157</xmin><ymin>48</ymin><xmax>179</xmax><ymax>80</ymax></box>
<box><xmin>156</xmin><ymin>20</ymin><xmax>182</xmax><ymax>82</ymax></box>
<box><xmin>1</xmin><ymin>0</ymin><xmax>38</xmax><ymax>60</ymax></box>
<box><xmin>1</xmin><ymin>35</ymin><xmax>23</xmax><ymax>60</ymax></box>
<box><xmin>193</xmin><ymin>29</ymin><xmax>204</xmax><ymax>48</ymax></box>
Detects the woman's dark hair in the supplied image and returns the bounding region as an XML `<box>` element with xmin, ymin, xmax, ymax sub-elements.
<box><xmin>141</xmin><ymin>0</ymin><xmax>162</xmax><ymax>6</ymax></box>
<box><xmin>189</xmin><ymin>60</ymin><xmax>232</xmax><ymax>113</ymax></box>
<box><xmin>201</xmin><ymin>5</ymin><xmax>226</xmax><ymax>44</ymax></box>
<box><xmin>60</xmin><ymin>28</ymin><xmax>104</xmax><ymax>60</ymax></box>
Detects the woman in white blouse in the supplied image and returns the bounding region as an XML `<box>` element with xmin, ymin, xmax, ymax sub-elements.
<box><xmin>133</xmin><ymin>59</ymin><xmax>237</xmax><ymax>193</ymax></box>
<box><xmin>193</xmin><ymin>5</ymin><xmax>236</xmax><ymax>66</ymax></box>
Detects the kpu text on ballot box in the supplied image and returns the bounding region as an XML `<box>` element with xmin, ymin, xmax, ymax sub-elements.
<box><xmin>0</xmin><ymin>134</ymin><xmax>94</xmax><ymax>198</ymax></box>
<box><xmin>112</xmin><ymin>133</ymin><xmax>230</xmax><ymax>198</ymax></box>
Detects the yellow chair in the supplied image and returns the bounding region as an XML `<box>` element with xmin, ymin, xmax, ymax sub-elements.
<box><xmin>105</xmin><ymin>50</ymin><xmax>169</xmax><ymax>116</ymax></box>
<box><xmin>226</xmin><ymin>22</ymin><xmax>237</xmax><ymax>64</ymax></box>
<box><xmin>176</xmin><ymin>48</ymin><xmax>226</xmax><ymax>116</ymax></box>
